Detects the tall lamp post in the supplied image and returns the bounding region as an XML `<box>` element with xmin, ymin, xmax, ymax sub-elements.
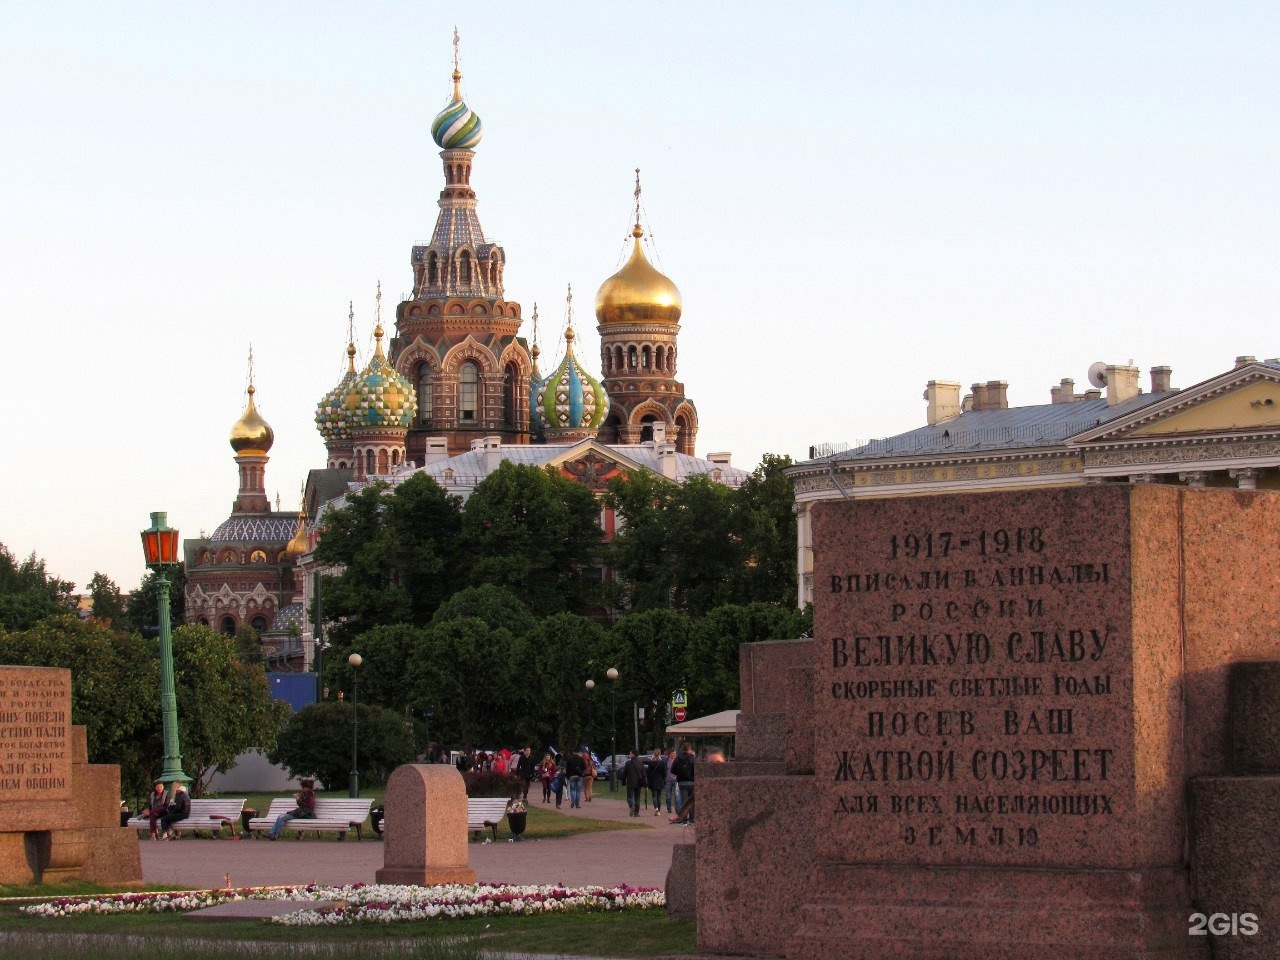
<box><xmin>348</xmin><ymin>653</ymin><xmax>362</xmax><ymax>797</ymax></box>
<box><xmin>606</xmin><ymin>667</ymin><xmax>619</xmax><ymax>792</ymax></box>
<box><xmin>140</xmin><ymin>512</ymin><xmax>189</xmax><ymax>784</ymax></box>
<box><xmin>584</xmin><ymin>679</ymin><xmax>596</xmax><ymax>755</ymax></box>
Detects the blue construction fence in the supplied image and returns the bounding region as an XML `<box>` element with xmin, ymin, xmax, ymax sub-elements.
<box><xmin>266</xmin><ymin>672</ymin><xmax>318</xmax><ymax>712</ymax></box>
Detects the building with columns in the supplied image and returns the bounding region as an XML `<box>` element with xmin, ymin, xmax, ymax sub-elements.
<box><xmin>788</xmin><ymin>357</ymin><xmax>1280</xmax><ymax>606</ymax></box>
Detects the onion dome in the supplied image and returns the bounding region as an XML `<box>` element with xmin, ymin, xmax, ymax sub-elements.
<box><xmin>351</xmin><ymin>324</ymin><xmax>417</xmax><ymax>430</ymax></box>
<box><xmin>284</xmin><ymin>494</ymin><xmax>309</xmax><ymax>559</ymax></box>
<box><xmin>534</xmin><ymin>327</ymin><xmax>609</xmax><ymax>434</ymax></box>
<box><xmin>315</xmin><ymin>339</ymin><xmax>360</xmax><ymax>444</ymax></box>
<box><xmin>431</xmin><ymin>69</ymin><xmax>483</xmax><ymax>150</ymax></box>
<box><xmin>595</xmin><ymin>223</ymin><xmax>682</xmax><ymax>326</ymax></box>
<box><xmin>230</xmin><ymin>385</ymin><xmax>274</xmax><ymax>454</ymax></box>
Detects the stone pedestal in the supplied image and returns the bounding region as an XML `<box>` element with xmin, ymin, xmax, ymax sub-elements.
<box><xmin>375</xmin><ymin>763</ymin><xmax>475</xmax><ymax>886</ymax></box>
<box><xmin>664</xmin><ymin>842</ymin><xmax>696</xmax><ymax>919</ymax></box>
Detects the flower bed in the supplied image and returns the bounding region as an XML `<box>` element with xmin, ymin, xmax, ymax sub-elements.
<box><xmin>20</xmin><ymin>882</ymin><xmax>665</xmax><ymax>926</ymax></box>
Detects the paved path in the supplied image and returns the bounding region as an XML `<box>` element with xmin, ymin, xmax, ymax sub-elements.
<box><xmin>140</xmin><ymin>793</ymin><xmax>694</xmax><ymax>891</ymax></box>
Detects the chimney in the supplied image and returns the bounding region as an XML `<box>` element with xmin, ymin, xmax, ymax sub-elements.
<box><xmin>1235</xmin><ymin>355</ymin><xmax>1257</xmax><ymax>369</ymax></box>
<box><xmin>923</xmin><ymin>380</ymin><xmax>962</xmax><ymax>425</ymax></box>
<box><xmin>961</xmin><ymin>392</ymin><xmax>974</xmax><ymax>412</ymax></box>
<box><xmin>423</xmin><ymin>437</ymin><xmax>450</xmax><ymax>465</ymax></box>
<box><xmin>1150</xmin><ymin>366</ymin><xmax>1172</xmax><ymax>393</ymax></box>
<box><xmin>1051</xmin><ymin>378</ymin><xmax>1076</xmax><ymax>404</ymax></box>
<box><xmin>650</xmin><ymin>422</ymin><xmax>667</xmax><ymax>445</ymax></box>
<box><xmin>970</xmin><ymin>383</ymin><xmax>988</xmax><ymax>411</ymax></box>
<box><xmin>658</xmin><ymin>442</ymin><xmax>678</xmax><ymax>480</ymax></box>
<box><xmin>707</xmin><ymin>452</ymin><xmax>732</xmax><ymax>466</ymax></box>
<box><xmin>471</xmin><ymin>436</ymin><xmax>503</xmax><ymax>474</ymax></box>
<box><xmin>1104</xmin><ymin>364</ymin><xmax>1141</xmax><ymax>406</ymax></box>
<box><xmin>985</xmin><ymin>380</ymin><xmax>1008</xmax><ymax>409</ymax></box>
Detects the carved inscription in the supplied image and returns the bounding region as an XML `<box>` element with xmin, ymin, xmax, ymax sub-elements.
<box><xmin>818</xmin><ymin>506</ymin><xmax>1130</xmax><ymax>864</ymax></box>
<box><xmin>0</xmin><ymin>668</ymin><xmax>73</xmax><ymax>801</ymax></box>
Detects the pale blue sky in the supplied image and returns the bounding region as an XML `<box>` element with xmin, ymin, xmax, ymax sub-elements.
<box><xmin>3</xmin><ymin>2</ymin><xmax>1278</xmax><ymax>590</ymax></box>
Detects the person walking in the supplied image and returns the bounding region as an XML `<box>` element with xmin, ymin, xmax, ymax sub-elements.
<box><xmin>646</xmin><ymin>747</ymin><xmax>666</xmax><ymax>816</ymax></box>
<box><xmin>268</xmin><ymin>777</ymin><xmax>317</xmax><ymax>840</ymax></box>
<box><xmin>670</xmin><ymin>741</ymin><xmax>696</xmax><ymax>824</ymax></box>
<box><xmin>538</xmin><ymin>751</ymin><xmax>556</xmax><ymax>803</ymax></box>
<box><xmin>621</xmin><ymin>750</ymin><xmax>647</xmax><ymax>817</ymax></box>
<box><xmin>158</xmin><ymin>782</ymin><xmax>190</xmax><ymax>839</ymax></box>
<box><xmin>663</xmin><ymin>747</ymin><xmax>679</xmax><ymax>814</ymax></box>
<box><xmin>566</xmin><ymin>747</ymin><xmax>587</xmax><ymax>809</ymax></box>
<box><xmin>515</xmin><ymin>746</ymin><xmax>536</xmax><ymax>802</ymax></box>
<box><xmin>582</xmin><ymin>750</ymin><xmax>596</xmax><ymax>803</ymax></box>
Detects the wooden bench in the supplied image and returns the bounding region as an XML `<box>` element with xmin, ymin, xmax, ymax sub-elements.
<box><xmin>467</xmin><ymin>797</ymin><xmax>511</xmax><ymax>842</ymax></box>
<box><xmin>247</xmin><ymin>797</ymin><xmax>374</xmax><ymax>840</ymax></box>
<box><xmin>127</xmin><ymin>798</ymin><xmax>246</xmax><ymax>838</ymax></box>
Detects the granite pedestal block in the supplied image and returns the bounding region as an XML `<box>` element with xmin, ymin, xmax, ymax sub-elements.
<box><xmin>664</xmin><ymin>842</ymin><xmax>695</xmax><ymax>919</ymax></box>
<box><xmin>375</xmin><ymin>763</ymin><xmax>475</xmax><ymax>886</ymax></box>
<box><xmin>1227</xmin><ymin>662</ymin><xmax>1280</xmax><ymax>774</ymax></box>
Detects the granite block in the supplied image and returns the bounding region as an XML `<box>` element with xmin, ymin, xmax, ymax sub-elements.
<box><xmin>72</xmin><ymin>763</ymin><xmax>121</xmax><ymax>829</ymax></box>
<box><xmin>736</xmin><ymin>713</ymin><xmax>787</xmax><ymax>761</ymax></box>
<box><xmin>665</xmin><ymin>842</ymin><xmax>695</xmax><ymax>919</ymax></box>
<box><xmin>696</xmin><ymin>774</ymin><xmax>819</xmax><ymax>957</ymax></box>
<box><xmin>1227</xmin><ymin>662</ymin><xmax>1280</xmax><ymax>774</ymax></box>
<box><xmin>786</xmin><ymin>665</ymin><xmax>814</xmax><ymax>775</ymax></box>
<box><xmin>741</xmin><ymin>638</ymin><xmax>814</xmax><ymax>715</ymax></box>
<box><xmin>375</xmin><ymin>763</ymin><xmax>475</xmax><ymax>886</ymax></box>
<box><xmin>1190</xmin><ymin>776</ymin><xmax>1280</xmax><ymax>959</ymax></box>
<box><xmin>71</xmin><ymin>725</ymin><xmax>87</xmax><ymax>764</ymax></box>
<box><xmin>79</xmin><ymin>826</ymin><xmax>142</xmax><ymax>884</ymax></box>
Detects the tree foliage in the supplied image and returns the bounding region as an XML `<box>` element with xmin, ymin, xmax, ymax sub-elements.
<box><xmin>269</xmin><ymin>701</ymin><xmax>419</xmax><ymax>790</ymax></box>
<box><xmin>87</xmin><ymin>572</ymin><xmax>126</xmax><ymax>627</ymax></box>
<box><xmin>0</xmin><ymin>542</ymin><xmax>74</xmax><ymax>631</ymax></box>
<box><xmin>120</xmin><ymin>567</ymin><xmax>187</xmax><ymax>637</ymax></box>
<box><xmin>459</xmin><ymin>462</ymin><xmax>603</xmax><ymax>616</ymax></box>
<box><xmin>314</xmin><ymin>474</ymin><xmax>464</xmax><ymax>643</ymax></box>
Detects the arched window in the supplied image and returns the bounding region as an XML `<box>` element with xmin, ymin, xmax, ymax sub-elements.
<box><xmin>459</xmin><ymin>251</ymin><xmax>472</xmax><ymax>284</ymax></box>
<box><xmin>365</xmin><ymin>450</ymin><xmax>374</xmax><ymax>475</ymax></box>
<box><xmin>250</xmin><ymin>615</ymin><xmax>267</xmax><ymax>632</ymax></box>
<box><xmin>220</xmin><ymin>616</ymin><xmax>236</xmax><ymax>636</ymax></box>
<box><xmin>460</xmin><ymin>361</ymin><xmax>479</xmax><ymax>421</ymax></box>
<box><xmin>614</xmin><ymin>345</ymin><xmax>624</xmax><ymax>373</ymax></box>
<box><xmin>642</xmin><ymin>345</ymin><xmax>651</xmax><ymax>370</ymax></box>
<box><xmin>199</xmin><ymin>617</ymin><xmax>209</xmax><ymax>627</ymax></box>
<box><xmin>378</xmin><ymin>449</ymin><xmax>389</xmax><ymax>473</ymax></box>
<box><xmin>639</xmin><ymin>414</ymin><xmax>657</xmax><ymax>443</ymax></box>
<box><xmin>602</xmin><ymin>413</ymin><xmax>622</xmax><ymax>444</ymax></box>
<box><xmin>392</xmin><ymin>449</ymin><xmax>399</xmax><ymax>466</ymax></box>
<box><xmin>676</xmin><ymin>414</ymin><xmax>692</xmax><ymax>454</ymax></box>
<box><xmin>628</xmin><ymin>346</ymin><xmax>638</xmax><ymax>370</ymax></box>
<box><xmin>655</xmin><ymin>345</ymin><xmax>665</xmax><ymax>371</ymax></box>
<box><xmin>417</xmin><ymin>363</ymin><xmax>433</xmax><ymax>423</ymax></box>
<box><xmin>503</xmin><ymin>362</ymin><xmax>518</xmax><ymax>427</ymax></box>
<box><xmin>427</xmin><ymin>252</ymin><xmax>439</xmax><ymax>286</ymax></box>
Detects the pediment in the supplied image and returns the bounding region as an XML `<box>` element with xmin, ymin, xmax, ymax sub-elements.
<box><xmin>545</xmin><ymin>440</ymin><xmax>656</xmax><ymax>491</ymax></box>
<box><xmin>1071</xmin><ymin>364</ymin><xmax>1280</xmax><ymax>444</ymax></box>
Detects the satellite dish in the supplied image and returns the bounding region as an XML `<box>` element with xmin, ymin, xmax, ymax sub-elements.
<box><xmin>1087</xmin><ymin>362</ymin><xmax>1109</xmax><ymax>389</ymax></box>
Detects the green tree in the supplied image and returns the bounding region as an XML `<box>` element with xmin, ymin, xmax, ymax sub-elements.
<box><xmin>603</xmin><ymin>470</ymin><xmax>679</xmax><ymax>612</ymax></box>
<box><xmin>685</xmin><ymin>602</ymin><xmax>811</xmax><ymax>714</ymax></box>
<box><xmin>87</xmin><ymin>572</ymin><xmax>126</xmax><ymax>626</ymax></box>
<box><xmin>334</xmin><ymin>622</ymin><xmax>430</xmax><ymax>712</ymax></box>
<box><xmin>314</xmin><ymin>474</ymin><xmax>464</xmax><ymax>643</ymax></box>
<box><xmin>0</xmin><ymin>542</ymin><xmax>74</xmax><ymax>630</ymax></box>
<box><xmin>532</xmin><ymin>613</ymin><xmax>610</xmax><ymax>755</ymax></box>
<box><xmin>170</xmin><ymin>624</ymin><xmax>288</xmax><ymax>793</ymax></box>
<box><xmin>459</xmin><ymin>462</ymin><xmax>603</xmax><ymax>616</ymax></box>
<box><xmin>233</xmin><ymin>624</ymin><xmax>262</xmax><ymax>664</ymax></box>
<box><xmin>268</xmin><ymin>701</ymin><xmax>419</xmax><ymax>790</ymax></box>
<box><xmin>733</xmin><ymin>454</ymin><xmax>798</xmax><ymax>606</ymax></box>
<box><xmin>431</xmin><ymin>584</ymin><xmax>538</xmax><ymax>638</ymax></box>
<box><xmin>120</xmin><ymin>566</ymin><xmax>187</xmax><ymax>636</ymax></box>
<box><xmin>0</xmin><ymin>615</ymin><xmax>157</xmax><ymax>791</ymax></box>
<box><xmin>608</xmin><ymin>608</ymin><xmax>694</xmax><ymax>747</ymax></box>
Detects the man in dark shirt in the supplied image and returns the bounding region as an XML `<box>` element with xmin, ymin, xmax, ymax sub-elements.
<box><xmin>515</xmin><ymin>746</ymin><xmax>536</xmax><ymax>801</ymax></box>
<box><xmin>566</xmin><ymin>748</ymin><xmax>587</xmax><ymax>808</ymax></box>
<box><xmin>671</xmin><ymin>741</ymin><xmax>696</xmax><ymax>823</ymax></box>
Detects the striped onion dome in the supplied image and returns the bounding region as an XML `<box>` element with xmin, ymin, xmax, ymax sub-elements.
<box><xmin>534</xmin><ymin>328</ymin><xmax>609</xmax><ymax>436</ymax></box>
<box><xmin>431</xmin><ymin>70</ymin><xmax>483</xmax><ymax>150</ymax></box>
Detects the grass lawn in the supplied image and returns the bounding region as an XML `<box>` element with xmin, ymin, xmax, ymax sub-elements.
<box><xmin>0</xmin><ymin>895</ymin><xmax>694</xmax><ymax>958</ymax></box>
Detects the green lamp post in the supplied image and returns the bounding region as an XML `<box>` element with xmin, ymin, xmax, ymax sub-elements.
<box><xmin>140</xmin><ymin>511</ymin><xmax>190</xmax><ymax>784</ymax></box>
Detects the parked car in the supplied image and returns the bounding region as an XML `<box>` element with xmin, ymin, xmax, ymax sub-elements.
<box><xmin>594</xmin><ymin>754</ymin><xmax>632</xmax><ymax>781</ymax></box>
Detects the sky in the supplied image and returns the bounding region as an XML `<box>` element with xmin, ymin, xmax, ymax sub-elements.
<box><xmin>3</xmin><ymin>1</ymin><xmax>1279</xmax><ymax>592</ymax></box>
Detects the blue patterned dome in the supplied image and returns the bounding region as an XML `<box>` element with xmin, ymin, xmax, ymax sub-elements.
<box><xmin>534</xmin><ymin>328</ymin><xmax>609</xmax><ymax>436</ymax></box>
<box><xmin>351</xmin><ymin>325</ymin><xmax>416</xmax><ymax>430</ymax></box>
<box><xmin>210</xmin><ymin>515</ymin><xmax>298</xmax><ymax>543</ymax></box>
<box><xmin>431</xmin><ymin>70</ymin><xmax>483</xmax><ymax>150</ymax></box>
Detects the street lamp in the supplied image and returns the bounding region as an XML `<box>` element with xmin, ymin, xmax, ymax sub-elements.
<box><xmin>348</xmin><ymin>653</ymin><xmax>362</xmax><ymax>797</ymax></box>
<box><xmin>584</xmin><ymin>678</ymin><xmax>596</xmax><ymax>756</ymax></box>
<box><xmin>140</xmin><ymin>512</ymin><xmax>189</xmax><ymax>784</ymax></box>
<box><xmin>606</xmin><ymin>667</ymin><xmax>619</xmax><ymax>792</ymax></box>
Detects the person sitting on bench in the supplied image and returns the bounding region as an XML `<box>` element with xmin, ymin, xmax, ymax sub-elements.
<box><xmin>268</xmin><ymin>778</ymin><xmax>317</xmax><ymax>840</ymax></box>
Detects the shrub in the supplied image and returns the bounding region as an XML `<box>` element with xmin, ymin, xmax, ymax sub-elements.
<box><xmin>462</xmin><ymin>770</ymin><xmax>522</xmax><ymax>798</ymax></box>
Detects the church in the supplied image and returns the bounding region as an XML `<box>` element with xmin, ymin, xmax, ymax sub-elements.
<box><xmin>182</xmin><ymin>41</ymin><xmax>744</xmax><ymax>667</ymax></box>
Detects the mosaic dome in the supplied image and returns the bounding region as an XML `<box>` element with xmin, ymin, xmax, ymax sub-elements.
<box><xmin>431</xmin><ymin>71</ymin><xmax>483</xmax><ymax>150</ymax></box>
<box><xmin>315</xmin><ymin>342</ymin><xmax>360</xmax><ymax>443</ymax></box>
<box><xmin>351</xmin><ymin>325</ymin><xmax>416</xmax><ymax>430</ymax></box>
<box><xmin>229</xmin><ymin>385</ymin><xmax>274</xmax><ymax>454</ymax></box>
<box><xmin>210</xmin><ymin>515</ymin><xmax>298</xmax><ymax>543</ymax></box>
<box><xmin>534</xmin><ymin>328</ymin><xmax>609</xmax><ymax>433</ymax></box>
<box><xmin>595</xmin><ymin>225</ymin><xmax>682</xmax><ymax>326</ymax></box>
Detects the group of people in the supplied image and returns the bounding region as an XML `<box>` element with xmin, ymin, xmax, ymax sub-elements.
<box><xmin>139</xmin><ymin>780</ymin><xmax>190</xmax><ymax>840</ymax></box>
<box><xmin>534</xmin><ymin>747</ymin><xmax>598</xmax><ymax>808</ymax></box>
<box><xmin>620</xmin><ymin>741</ymin><xmax>699</xmax><ymax>823</ymax></box>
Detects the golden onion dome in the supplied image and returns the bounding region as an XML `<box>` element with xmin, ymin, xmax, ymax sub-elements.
<box><xmin>229</xmin><ymin>385</ymin><xmax>275</xmax><ymax>454</ymax></box>
<box><xmin>284</xmin><ymin>510</ymin><xmax>309</xmax><ymax>559</ymax></box>
<box><xmin>595</xmin><ymin>224</ymin><xmax>682</xmax><ymax>326</ymax></box>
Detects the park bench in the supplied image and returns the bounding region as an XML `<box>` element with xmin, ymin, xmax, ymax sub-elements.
<box><xmin>127</xmin><ymin>798</ymin><xmax>246</xmax><ymax>838</ymax></box>
<box><xmin>247</xmin><ymin>797</ymin><xmax>374</xmax><ymax>840</ymax></box>
<box><xmin>466</xmin><ymin>797</ymin><xmax>511</xmax><ymax>842</ymax></box>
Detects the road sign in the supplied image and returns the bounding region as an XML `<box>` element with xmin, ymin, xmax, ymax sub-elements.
<box><xmin>672</xmin><ymin>688</ymin><xmax>688</xmax><ymax>708</ymax></box>
<box><xmin>674</xmin><ymin>706</ymin><xmax>687</xmax><ymax>722</ymax></box>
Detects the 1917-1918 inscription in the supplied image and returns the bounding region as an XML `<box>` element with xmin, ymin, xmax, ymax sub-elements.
<box><xmin>815</xmin><ymin>498</ymin><xmax>1131</xmax><ymax>865</ymax></box>
<box><xmin>0</xmin><ymin>667</ymin><xmax>73</xmax><ymax>801</ymax></box>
